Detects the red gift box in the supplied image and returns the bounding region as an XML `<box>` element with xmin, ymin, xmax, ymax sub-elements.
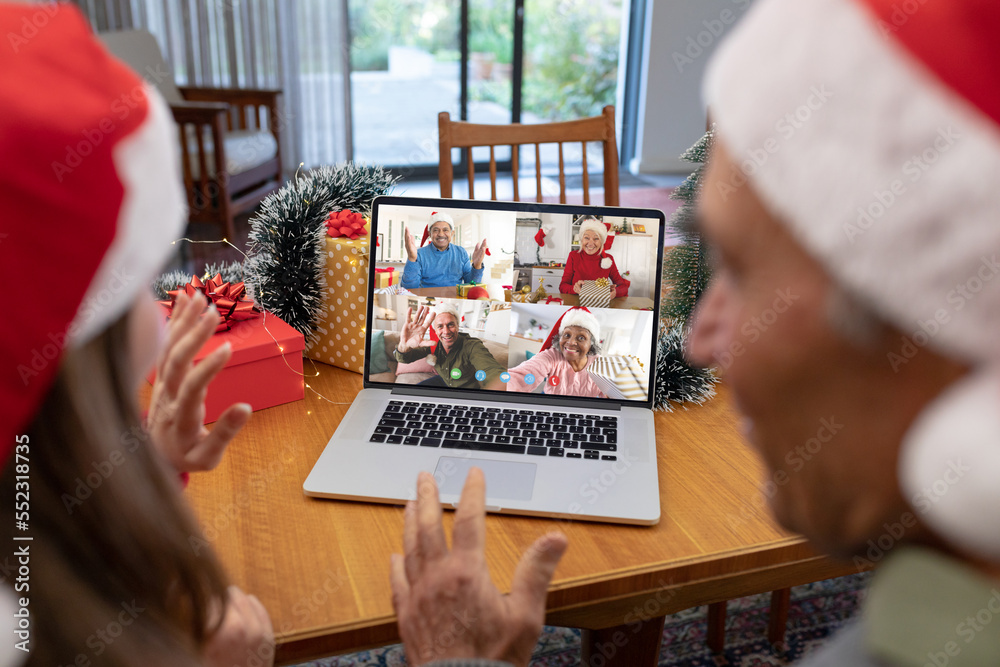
<box><xmin>151</xmin><ymin>307</ymin><xmax>305</xmax><ymax>423</ymax></box>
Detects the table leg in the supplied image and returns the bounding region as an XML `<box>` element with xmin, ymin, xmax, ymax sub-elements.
<box><xmin>767</xmin><ymin>588</ymin><xmax>792</xmax><ymax>648</ymax></box>
<box><xmin>706</xmin><ymin>601</ymin><xmax>728</xmax><ymax>653</ymax></box>
<box><xmin>580</xmin><ymin>615</ymin><xmax>666</xmax><ymax>667</ymax></box>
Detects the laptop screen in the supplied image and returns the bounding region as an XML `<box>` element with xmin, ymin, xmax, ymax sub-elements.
<box><xmin>364</xmin><ymin>196</ymin><xmax>665</xmax><ymax>409</ymax></box>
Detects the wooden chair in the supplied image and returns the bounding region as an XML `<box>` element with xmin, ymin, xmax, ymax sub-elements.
<box><xmin>99</xmin><ymin>29</ymin><xmax>283</xmax><ymax>240</ymax></box>
<box><xmin>437</xmin><ymin>105</ymin><xmax>619</xmax><ymax>205</ymax></box>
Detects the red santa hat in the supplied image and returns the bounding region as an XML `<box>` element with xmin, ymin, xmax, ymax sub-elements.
<box><xmin>0</xmin><ymin>5</ymin><xmax>186</xmax><ymax>460</ymax></box>
<box><xmin>577</xmin><ymin>217</ymin><xmax>615</xmax><ymax>270</ymax></box>
<box><xmin>420</xmin><ymin>210</ymin><xmax>454</xmax><ymax>247</ymax></box>
<box><xmin>705</xmin><ymin>0</ymin><xmax>1000</xmax><ymax>559</ymax></box>
<box><xmin>541</xmin><ymin>307</ymin><xmax>601</xmax><ymax>352</ymax></box>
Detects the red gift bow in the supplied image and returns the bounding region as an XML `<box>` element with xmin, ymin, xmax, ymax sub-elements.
<box><xmin>325</xmin><ymin>209</ymin><xmax>368</xmax><ymax>240</ymax></box>
<box><xmin>374</xmin><ymin>267</ymin><xmax>394</xmax><ymax>285</ymax></box>
<box><xmin>160</xmin><ymin>273</ymin><xmax>260</xmax><ymax>333</ymax></box>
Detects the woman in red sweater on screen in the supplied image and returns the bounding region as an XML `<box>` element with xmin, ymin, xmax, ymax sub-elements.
<box><xmin>558</xmin><ymin>217</ymin><xmax>630</xmax><ymax>298</ymax></box>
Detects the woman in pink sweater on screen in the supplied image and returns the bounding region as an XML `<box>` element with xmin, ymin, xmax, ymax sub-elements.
<box><xmin>507</xmin><ymin>307</ymin><xmax>606</xmax><ymax>398</ymax></box>
<box><xmin>559</xmin><ymin>217</ymin><xmax>630</xmax><ymax>298</ymax></box>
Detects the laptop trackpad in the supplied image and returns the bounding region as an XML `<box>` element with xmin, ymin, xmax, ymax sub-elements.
<box><xmin>435</xmin><ymin>457</ymin><xmax>536</xmax><ymax>501</ymax></box>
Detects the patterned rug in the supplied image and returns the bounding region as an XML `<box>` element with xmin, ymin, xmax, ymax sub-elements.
<box><xmin>297</xmin><ymin>572</ymin><xmax>870</xmax><ymax>666</ymax></box>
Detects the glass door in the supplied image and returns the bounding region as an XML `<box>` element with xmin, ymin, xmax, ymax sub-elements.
<box><xmin>348</xmin><ymin>1</ymin><xmax>461</xmax><ymax>170</ymax></box>
<box><xmin>348</xmin><ymin>0</ymin><xmax>625</xmax><ymax>177</ymax></box>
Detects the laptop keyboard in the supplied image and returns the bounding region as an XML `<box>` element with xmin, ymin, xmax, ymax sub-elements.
<box><xmin>369</xmin><ymin>400</ymin><xmax>618</xmax><ymax>461</ymax></box>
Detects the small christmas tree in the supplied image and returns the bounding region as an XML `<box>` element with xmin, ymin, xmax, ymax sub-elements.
<box><xmin>661</xmin><ymin>129</ymin><xmax>714</xmax><ymax>322</ymax></box>
<box><xmin>653</xmin><ymin>128</ymin><xmax>718</xmax><ymax>411</ymax></box>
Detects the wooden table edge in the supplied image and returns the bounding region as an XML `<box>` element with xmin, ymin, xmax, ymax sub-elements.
<box><xmin>273</xmin><ymin>537</ymin><xmax>866</xmax><ymax>664</ymax></box>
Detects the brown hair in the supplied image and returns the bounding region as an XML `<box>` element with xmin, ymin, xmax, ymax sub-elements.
<box><xmin>1</xmin><ymin>313</ymin><xmax>229</xmax><ymax>666</ymax></box>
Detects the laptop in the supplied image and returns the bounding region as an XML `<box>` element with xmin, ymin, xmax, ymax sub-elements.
<box><xmin>304</xmin><ymin>195</ymin><xmax>665</xmax><ymax>525</ymax></box>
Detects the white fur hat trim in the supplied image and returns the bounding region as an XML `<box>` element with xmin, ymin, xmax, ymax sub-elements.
<box><xmin>433</xmin><ymin>300</ymin><xmax>461</xmax><ymax>322</ymax></box>
<box><xmin>429</xmin><ymin>211</ymin><xmax>454</xmax><ymax>228</ymax></box>
<box><xmin>559</xmin><ymin>308</ymin><xmax>600</xmax><ymax>341</ymax></box>
<box><xmin>577</xmin><ymin>218</ymin><xmax>608</xmax><ymax>246</ymax></box>
<box><xmin>900</xmin><ymin>371</ymin><xmax>1000</xmax><ymax>560</ymax></box>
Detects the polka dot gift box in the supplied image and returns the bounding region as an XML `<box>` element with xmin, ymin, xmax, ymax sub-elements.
<box><xmin>305</xmin><ymin>211</ymin><xmax>371</xmax><ymax>373</ymax></box>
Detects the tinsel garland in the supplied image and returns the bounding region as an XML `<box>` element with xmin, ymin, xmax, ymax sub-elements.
<box><xmin>152</xmin><ymin>260</ymin><xmax>244</xmax><ymax>300</ymax></box>
<box><xmin>653</xmin><ymin>320</ymin><xmax>716</xmax><ymax>411</ymax></box>
<box><xmin>653</xmin><ymin>127</ymin><xmax>718</xmax><ymax>410</ymax></box>
<box><xmin>244</xmin><ymin>163</ymin><xmax>398</xmax><ymax>343</ymax></box>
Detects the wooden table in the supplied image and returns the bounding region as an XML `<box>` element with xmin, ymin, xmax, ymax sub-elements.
<box><xmin>407</xmin><ymin>286</ymin><xmax>654</xmax><ymax>310</ymax></box>
<box><xmin>177</xmin><ymin>367</ymin><xmax>859</xmax><ymax>665</ymax></box>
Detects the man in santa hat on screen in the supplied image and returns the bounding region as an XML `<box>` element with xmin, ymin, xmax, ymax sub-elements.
<box><xmin>400</xmin><ymin>211</ymin><xmax>488</xmax><ymax>289</ymax></box>
<box><xmin>389</xmin><ymin>0</ymin><xmax>1000</xmax><ymax>665</ymax></box>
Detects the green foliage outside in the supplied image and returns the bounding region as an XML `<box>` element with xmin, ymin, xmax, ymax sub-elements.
<box><xmin>349</xmin><ymin>0</ymin><xmax>459</xmax><ymax>72</ymax></box>
<box><xmin>350</xmin><ymin>0</ymin><xmax>621</xmax><ymax>122</ymax></box>
<box><xmin>522</xmin><ymin>0</ymin><xmax>621</xmax><ymax>121</ymax></box>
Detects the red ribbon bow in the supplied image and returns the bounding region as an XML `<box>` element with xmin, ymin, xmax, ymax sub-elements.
<box><xmin>325</xmin><ymin>210</ymin><xmax>368</xmax><ymax>240</ymax></box>
<box><xmin>160</xmin><ymin>273</ymin><xmax>260</xmax><ymax>333</ymax></box>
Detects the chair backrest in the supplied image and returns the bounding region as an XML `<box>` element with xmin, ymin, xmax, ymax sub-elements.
<box><xmin>97</xmin><ymin>29</ymin><xmax>184</xmax><ymax>105</ymax></box>
<box><xmin>438</xmin><ymin>105</ymin><xmax>620</xmax><ymax>206</ymax></box>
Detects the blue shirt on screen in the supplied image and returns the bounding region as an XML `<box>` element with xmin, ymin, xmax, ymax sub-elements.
<box><xmin>401</xmin><ymin>243</ymin><xmax>484</xmax><ymax>288</ymax></box>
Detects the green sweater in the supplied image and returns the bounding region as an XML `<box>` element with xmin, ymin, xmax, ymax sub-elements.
<box><xmin>394</xmin><ymin>332</ymin><xmax>504</xmax><ymax>389</ymax></box>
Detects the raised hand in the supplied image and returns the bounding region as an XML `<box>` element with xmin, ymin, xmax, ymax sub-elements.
<box><xmin>147</xmin><ymin>292</ymin><xmax>252</xmax><ymax>473</ymax></box>
<box><xmin>390</xmin><ymin>469</ymin><xmax>568</xmax><ymax>667</ymax></box>
<box><xmin>397</xmin><ymin>306</ymin><xmax>434</xmax><ymax>353</ymax></box>
<box><xmin>405</xmin><ymin>229</ymin><xmax>420</xmax><ymax>262</ymax></box>
<box><xmin>471</xmin><ymin>238</ymin><xmax>488</xmax><ymax>269</ymax></box>
<box><xmin>203</xmin><ymin>586</ymin><xmax>275</xmax><ymax>667</ymax></box>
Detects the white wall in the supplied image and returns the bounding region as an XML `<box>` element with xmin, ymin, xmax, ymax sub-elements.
<box><xmin>632</xmin><ymin>0</ymin><xmax>754</xmax><ymax>174</ymax></box>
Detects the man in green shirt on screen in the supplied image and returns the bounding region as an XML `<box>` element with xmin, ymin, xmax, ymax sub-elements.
<box><xmin>393</xmin><ymin>302</ymin><xmax>505</xmax><ymax>391</ymax></box>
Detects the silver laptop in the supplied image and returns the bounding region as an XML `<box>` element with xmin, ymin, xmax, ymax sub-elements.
<box><xmin>304</xmin><ymin>195</ymin><xmax>665</xmax><ymax>525</ymax></box>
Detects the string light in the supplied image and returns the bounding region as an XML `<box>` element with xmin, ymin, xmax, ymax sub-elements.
<box><xmin>168</xmin><ymin>235</ymin><xmax>358</xmax><ymax>407</ymax></box>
